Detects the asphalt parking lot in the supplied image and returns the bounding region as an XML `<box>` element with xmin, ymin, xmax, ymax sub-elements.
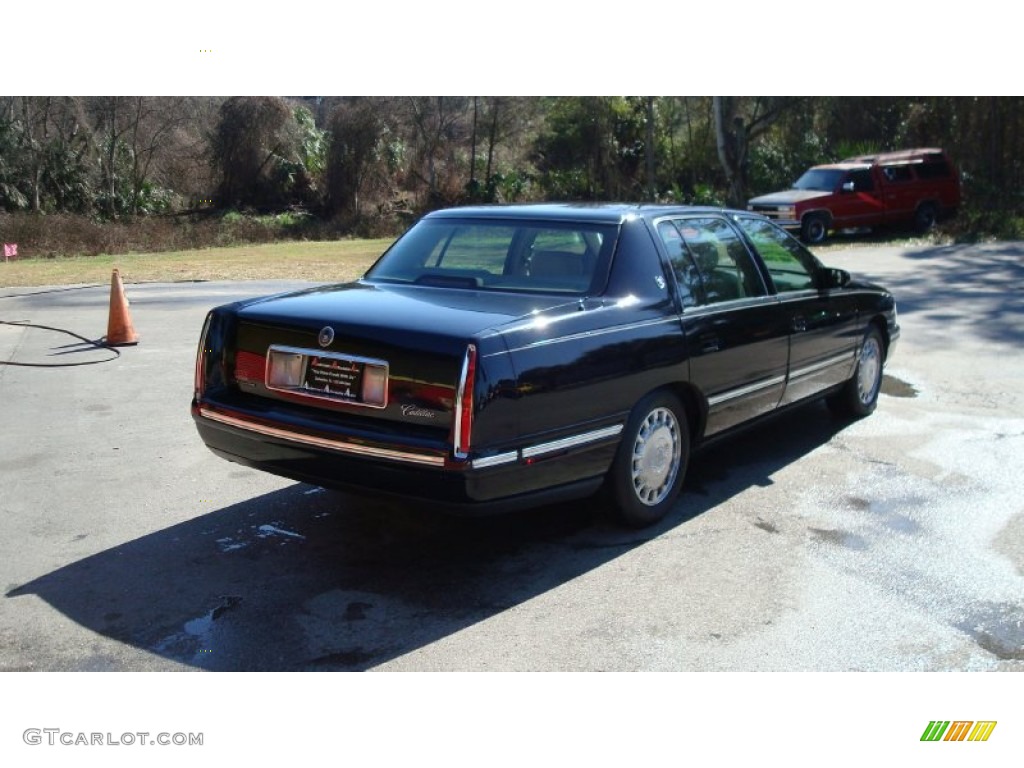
<box><xmin>1</xmin><ymin>242</ymin><xmax>1022</xmax><ymax>671</ymax></box>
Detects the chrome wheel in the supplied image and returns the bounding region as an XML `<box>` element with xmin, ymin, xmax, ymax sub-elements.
<box><xmin>609</xmin><ymin>392</ymin><xmax>690</xmax><ymax>527</ymax></box>
<box><xmin>630</xmin><ymin>407</ymin><xmax>682</xmax><ymax>506</ymax></box>
<box><xmin>856</xmin><ymin>335</ymin><xmax>882</xmax><ymax>406</ymax></box>
<box><xmin>829</xmin><ymin>326</ymin><xmax>885</xmax><ymax>419</ymax></box>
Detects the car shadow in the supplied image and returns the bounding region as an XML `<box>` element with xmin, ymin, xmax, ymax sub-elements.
<box><xmin>7</xmin><ymin>403</ymin><xmax>847</xmax><ymax>671</ymax></box>
<box><xmin>842</xmin><ymin>242</ymin><xmax>1024</xmax><ymax>348</ymax></box>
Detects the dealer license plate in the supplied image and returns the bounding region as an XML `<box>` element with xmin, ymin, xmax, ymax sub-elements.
<box><xmin>265</xmin><ymin>346</ymin><xmax>388</xmax><ymax>408</ymax></box>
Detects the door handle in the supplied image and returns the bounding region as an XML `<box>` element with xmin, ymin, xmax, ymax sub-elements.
<box><xmin>700</xmin><ymin>338</ymin><xmax>721</xmax><ymax>353</ymax></box>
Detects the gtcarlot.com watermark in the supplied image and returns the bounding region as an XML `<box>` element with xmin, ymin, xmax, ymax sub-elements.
<box><xmin>23</xmin><ymin>728</ymin><xmax>203</xmax><ymax>747</ymax></box>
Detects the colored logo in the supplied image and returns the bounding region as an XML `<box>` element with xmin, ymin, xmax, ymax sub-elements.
<box><xmin>921</xmin><ymin>721</ymin><xmax>997</xmax><ymax>742</ymax></box>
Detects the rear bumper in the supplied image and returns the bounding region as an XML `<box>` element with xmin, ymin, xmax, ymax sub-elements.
<box><xmin>198</xmin><ymin>405</ymin><xmax>447</xmax><ymax>467</ymax></box>
<box><xmin>193</xmin><ymin>401</ymin><xmax>615</xmax><ymax>514</ymax></box>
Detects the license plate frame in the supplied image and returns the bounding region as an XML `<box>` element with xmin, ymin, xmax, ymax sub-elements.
<box><xmin>265</xmin><ymin>345</ymin><xmax>389</xmax><ymax>408</ymax></box>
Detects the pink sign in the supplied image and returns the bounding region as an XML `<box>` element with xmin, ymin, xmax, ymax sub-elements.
<box><xmin>2</xmin><ymin>243</ymin><xmax>16</xmax><ymax>260</ymax></box>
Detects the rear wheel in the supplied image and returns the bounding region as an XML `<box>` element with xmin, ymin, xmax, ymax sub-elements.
<box><xmin>828</xmin><ymin>326</ymin><xmax>884</xmax><ymax>418</ymax></box>
<box><xmin>608</xmin><ymin>391</ymin><xmax>689</xmax><ymax>528</ymax></box>
<box><xmin>800</xmin><ymin>214</ymin><xmax>829</xmax><ymax>244</ymax></box>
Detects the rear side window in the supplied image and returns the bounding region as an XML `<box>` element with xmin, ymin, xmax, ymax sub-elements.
<box><xmin>656</xmin><ymin>220</ymin><xmax>700</xmax><ymax>308</ymax></box>
<box><xmin>882</xmin><ymin>165</ymin><xmax>913</xmax><ymax>183</ymax></box>
<box><xmin>668</xmin><ymin>217</ymin><xmax>767</xmax><ymax>305</ymax></box>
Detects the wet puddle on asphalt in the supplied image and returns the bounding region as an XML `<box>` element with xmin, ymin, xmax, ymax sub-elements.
<box><xmin>957</xmin><ymin>601</ymin><xmax>1024</xmax><ymax>660</ymax></box>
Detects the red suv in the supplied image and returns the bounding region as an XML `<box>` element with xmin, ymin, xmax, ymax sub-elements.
<box><xmin>747</xmin><ymin>148</ymin><xmax>961</xmax><ymax>243</ymax></box>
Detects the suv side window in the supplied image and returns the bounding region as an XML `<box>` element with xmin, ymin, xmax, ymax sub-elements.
<box><xmin>734</xmin><ymin>216</ymin><xmax>819</xmax><ymax>292</ymax></box>
<box><xmin>882</xmin><ymin>165</ymin><xmax>913</xmax><ymax>183</ymax></box>
<box><xmin>916</xmin><ymin>160</ymin><xmax>953</xmax><ymax>179</ymax></box>
<box><xmin>674</xmin><ymin>217</ymin><xmax>767</xmax><ymax>305</ymax></box>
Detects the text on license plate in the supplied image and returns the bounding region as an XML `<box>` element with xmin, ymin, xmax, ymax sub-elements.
<box><xmin>265</xmin><ymin>345</ymin><xmax>388</xmax><ymax>408</ymax></box>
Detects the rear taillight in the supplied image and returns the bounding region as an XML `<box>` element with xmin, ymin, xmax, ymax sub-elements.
<box><xmin>453</xmin><ymin>344</ymin><xmax>477</xmax><ymax>460</ymax></box>
<box><xmin>235</xmin><ymin>350</ymin><xmax>268</xmax><ymax>385</ymax></box>
<box><xmin>194</xmin><ymin>313</ymin><xmax>213</xmax><ymax>397</ymax></box>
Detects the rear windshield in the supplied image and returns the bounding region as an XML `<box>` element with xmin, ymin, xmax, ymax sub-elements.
<box><xmin>365</xmin><ymin>218</ymin><xmax>619</xmax><ymax>295</ymax></box>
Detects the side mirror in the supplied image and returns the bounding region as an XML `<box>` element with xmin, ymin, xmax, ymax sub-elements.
<box><xmin>841</xmin><ymin>181</ymin><xmax>855</xmax><ymax>193</ymax></box>
<box><xmin>822</xmin><ymin>267</ymin><xmax>851</xmax><ymax>288</ymax></box>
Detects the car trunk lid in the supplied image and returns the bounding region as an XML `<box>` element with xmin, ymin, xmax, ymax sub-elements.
<box><xmin>228</xmin><ymin>281</ymin><xmax>575</xmax><ymax>431</ymax></box>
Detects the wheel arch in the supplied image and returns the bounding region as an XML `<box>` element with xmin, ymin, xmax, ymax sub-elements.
<box><xmin>801</xmin><ymin>208</ymin><xmax>834</xmax><ymax>227</ymax></box>
<box><xmin>661</xmin><ymin>381</ymin><xmax>707</xmax><ymax>444</ymax></box>
<box><xmin>868</xmin><ymin>314</ymin><xmax>891</xmax><ymax>361</ymax></box>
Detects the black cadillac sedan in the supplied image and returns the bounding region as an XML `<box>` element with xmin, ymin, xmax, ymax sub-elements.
<box><xmin>193</xmin><ymin>204</ymin><xmax>899</xmax><ymax>527</ymax></box>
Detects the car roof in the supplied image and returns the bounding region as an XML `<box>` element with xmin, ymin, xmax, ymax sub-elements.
<box><xmin>809</xmin><ymin>163</ymin><xmax>871</xmax><ymax>172</ymax></box>
<box><xmin>423</xmin><ymin>202</ymin><xmax>737</xmax><ymax>225</ymax></box>
<box><xmin>845</xmin><ymin>147</ymin><xmax>948</xmax><ymax>164</ymax></box>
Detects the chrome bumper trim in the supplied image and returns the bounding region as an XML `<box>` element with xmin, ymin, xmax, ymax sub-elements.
<box><xmin>471</xmin><ymin>451</ymin><xmax>519</xmax><ymax>469</ymax></box>
<box><xmin>789</xmin><ymin>351</ymin><xmax>854</xmax><ymax>381</ymax></box>
<box><xmin>199</xmin><ymin>407</ymin><xmax>446</xmax><ymax>467</ymax></box>
<box><xmin>708</xmin><ymin>375</ymin><xmax>786</xmax><ymax>407</ymax></box>
<box><xmin>521</xmin><ymin>424</ymin><xmax>624</xmax><ymax>459</ymax></box>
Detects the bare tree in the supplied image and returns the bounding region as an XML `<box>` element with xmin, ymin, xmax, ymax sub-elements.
<box><xmin>18</xmin><ymin>97</ymin><xmax>52</xmax><ymax>212</ymax></box>
<box><xmin>123</xmin><ymin>97</ymin><xmax>189</xmax><ymax>213</ymax></box>
<box><xmin>87</xmin><ymin>97</ymin><xmax>132</xmax><ymax>216</ymax></box>
<box><xmin>403</xmin><ymin>96</ymin><xmax>470</xmax><ymax>206</ymax></box>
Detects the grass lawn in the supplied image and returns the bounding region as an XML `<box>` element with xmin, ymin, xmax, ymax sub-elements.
<box><xmin>0</xmin><ymin>239</ymin><xmax>394</xmax><ymax>288</ymax></box>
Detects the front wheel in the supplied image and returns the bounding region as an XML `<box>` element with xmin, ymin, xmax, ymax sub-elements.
<box><xmin>801</xmin><ymin>214</ymin><xmax>829</xmax><ymax>244</ymax></box>
<box><xmin>828</xmin><ymin>326</ymin><xmax>884</xmax><ymax>418</ymax></box>
<box><xmin>607</xmin><ymin>392</ymin><xmax>689</xmax><ymax>528</ymax></box>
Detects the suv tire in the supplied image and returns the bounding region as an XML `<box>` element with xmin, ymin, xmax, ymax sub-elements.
<box><xmin>801</xmin><ymin>214</ymin><xmax>829</xmax><ymax>244</ymax></box>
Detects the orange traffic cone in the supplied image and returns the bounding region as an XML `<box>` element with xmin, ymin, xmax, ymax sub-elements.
<box><xmin>106</xmin><ymin>268</ymin><xmax>139</xmax><ymax>346</ymax></box>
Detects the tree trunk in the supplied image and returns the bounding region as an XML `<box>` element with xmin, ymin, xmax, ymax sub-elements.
<box><xmin>469</xmin><ymin>97</ymin><xmax>478</xmax><ymax>188</ymax></box>
<box><xmin>645</xmin><ymin>97</ymin><xmax>656</xmax><ymax>201</ymax></box>
<box><xmin>486</xmin><ymin>100</ymin><xmax>499</xmax><ymax>183</ymax></box>
<box><xmin>713</xmin><ymin>96</ymin><xmax>748</xmax><ymax>207</ymax></box>
<box><xmin>108</xmin><ymin>99</ymin><xmax>118</xmax><ymax>217</ymax></box>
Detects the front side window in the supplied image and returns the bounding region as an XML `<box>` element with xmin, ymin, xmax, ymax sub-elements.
<box><xmin>848</xmin><ymin>169</ymin><xmax>875</xmax><ymax>192</ymax></box>
<box><xmin>734</xmin><ymin>216</ymin><xmax>819</xmax><ymax>293</ymax></box>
